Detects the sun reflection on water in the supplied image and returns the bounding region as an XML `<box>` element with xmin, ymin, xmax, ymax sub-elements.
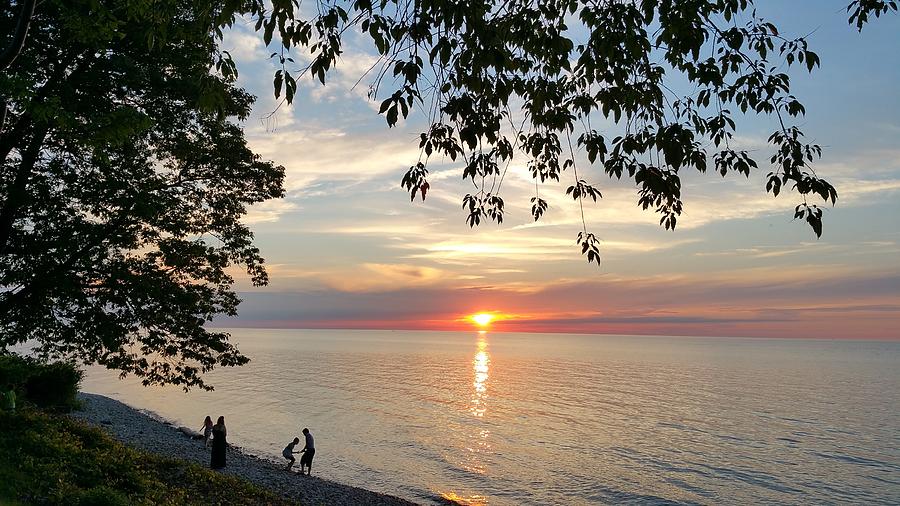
<box><xmin>439</xmin><ymin>491</ymin><xmax>488</xmax><ymax>506</ymax></box>
<box><xmin>471</xmin><ymin>338</ymin><xmax>490</xmax><ymax>418</ymax></box>
<box><xmin>440</xmin><ymin>333</ymin><xmax>494</xmax><ymax>504</ymax></box>
<box><xmin>465</xmin><ymin>334</ymin><xmax>492</xmax><ymax>473</ymax></box>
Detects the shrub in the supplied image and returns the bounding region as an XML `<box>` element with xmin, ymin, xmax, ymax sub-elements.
<box><xmin>25</xmin><ymin>361</ymin><xmax>83</xmax><ymax>412</ymax></box>
<box><xmin>0</xmin><ymin>353</ymin><xmax>32</xmax><ymax>386</ymax></box>
<box><xmin>75</xmin><ymin>486</ymin><xmax>130</xmax><ymax>506</ymax></box>
<box><xmin>0</xmin><ymin>354</ymin><xmax>83</xmax><ymax>412</ymax></box>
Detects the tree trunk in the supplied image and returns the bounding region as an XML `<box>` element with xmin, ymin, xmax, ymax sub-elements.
<box><xmin>0</xmin><ymin>125</ymin><xmax>46</xmax><ymax>254</ymax></box>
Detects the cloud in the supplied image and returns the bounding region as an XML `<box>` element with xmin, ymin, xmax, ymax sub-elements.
<box><xmin>221</xmin><ymin>21</ymin><xmax>268</xmax><ymax>62</ymax></box>
<box><xmin>395</xmin><ymin>235</ymin><xmax>700</xmax><ymax>264</ymax></box>
<box><xmin>305</xmin><ymin>51</ymin><xmax>382</xmax><ymax>106</ymax></box>
<box><xmin>241</xmin><ymin>127</ymin><xmax>420</xmax><ymax>193</ymax></box>
<box><xmin>321</xmin><ymin>263</ymin><xmax>446</xmax><ymax>291</ymax></box>
<box><xmin>218</xmin><ymin>267</ymin><xmax>900</xmax><ymax>339</ymax></box>
<box><xmin>244</xmin><ymin>199</ymin><xmax>300</xmax><ymax>224</ymax></box>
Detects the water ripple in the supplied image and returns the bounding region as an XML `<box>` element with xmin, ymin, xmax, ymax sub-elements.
<box><xmin>81</xmin><ymin>330</ymin><xmax>900</xmax><ymax>505</ymax></box>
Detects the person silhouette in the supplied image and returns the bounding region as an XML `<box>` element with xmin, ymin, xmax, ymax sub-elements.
<box><xmin>299</xmin><ymin>428</ymin><xmax>315</xmax><ymax>476</ymax></box>
<box><xmin>210</xmin><ymin>416</ymin><xmax>227</xmax><ymax>469</ymax></box>
<box><xmin>199</xmin><ymin>416</ymin><xmax>213</xmax><ymax>448</ymax></box>
<box><xmin>1</xmin><ymin>384</ymin><xmax>14</xmax><ymax>412</ymax></box>
<box><xmin>283</xmin><ymin>437</ymin><xmax>301</xmax><ymax>470</ymax></box>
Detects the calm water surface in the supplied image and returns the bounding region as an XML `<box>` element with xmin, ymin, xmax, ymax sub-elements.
<box><xmin>81</xmin><ymin>330</ymin><xmax>900</xmax><ymax>505</ymax></box>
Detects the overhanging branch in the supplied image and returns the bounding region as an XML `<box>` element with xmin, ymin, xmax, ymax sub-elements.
<box><xmin>0</xmin><ymin>0</ymin><xmax>37</xmax><ymax>71</ymax></box>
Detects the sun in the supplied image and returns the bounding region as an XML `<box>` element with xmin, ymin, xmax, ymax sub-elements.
<box><xmin>471</xmin><ymin>313</ymin><xmax>495</xmax><ymax>326</ymax></box>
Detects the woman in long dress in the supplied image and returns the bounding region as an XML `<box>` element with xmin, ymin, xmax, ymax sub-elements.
<box><xmin>210</xmin><ymin>416</ymin><xmax>227</xmax><ymax>469</ymax></box>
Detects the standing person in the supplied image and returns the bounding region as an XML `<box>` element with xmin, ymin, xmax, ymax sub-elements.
<box><xmin>283</xmin><ymin>437</ymin><xmax>300</xmax><ymax>470</ymax></box>
<box><xmin>299</xmin><ymin>428</ymin><xmax>315</xmax><ymax>476</ymax></box>
<box><xmin>199</xmin><ymin>416</ymin><xmax>214</xmax><ymax>448</ymax></box>
<box><xmin>210</xmin><ymin>416</ymin><xmax>227</xmax><ymax>469</ymax></box>
<box><xmin>1</xmin><ymin>384</ymin><xmax>14</xmax><ymax>412</ymax></box>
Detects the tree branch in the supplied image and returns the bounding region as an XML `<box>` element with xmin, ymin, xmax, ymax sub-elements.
<box><xmin>0</xmin><ymin>0</ymin><xmax>37</xmax><ymax>71</ymax></box>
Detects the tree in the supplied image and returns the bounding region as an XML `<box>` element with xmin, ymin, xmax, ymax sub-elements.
<box><xmin>0</xmin><ymin>0</ymin><xmax>284</xmax><ymax>390</ymax></box>
<box><xmin>244</xmin><ymin>0</ymin><xmax>894</xmax><ymax>264</ymax></box>
<box><xmin>0</xmin><ymin>0</ymin><xmax>894</xmax><ymax>389</ymax></box>
<box><xmin>0</xmin><ymin>0</ymin><xmax>36</xmax><ymax>132</ymax></box>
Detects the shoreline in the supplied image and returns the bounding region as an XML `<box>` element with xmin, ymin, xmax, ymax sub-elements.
<box><xmin>71</xmin><ymin>392</ymin><xmax>420</xmax><ymax>506</ymax></box>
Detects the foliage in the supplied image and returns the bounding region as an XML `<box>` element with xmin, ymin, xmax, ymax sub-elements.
<box><xmin>24</xmin><ymin>361</ymin><xmax>82</xmax><ymax>412</ymax></box>
<box><xmin>0</xmin><ymin>351</ymin><xmax>30</xmax><ymax>385</ymax></box>
<box><xmin>0</xmin><ymin>408</ymin><xmax>295</xmax><ymax>505</ymax></box>
<box><xmin>0</xmin><ymin>354</ymin><xmax>82</xmax><ymax>412</ymax></box>
<box><xmin>0</xmin><ymin>1</ymin><xmax>285</xmax><ymax>390</ymax></box>
<box><xmin>240</xmin><ymin>0</ymin><xmax>895</xmax><ymax>264</ymax></box>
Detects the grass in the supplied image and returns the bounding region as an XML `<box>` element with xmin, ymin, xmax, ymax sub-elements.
<box><xmin>0</xmin><ymin>408</ymin><xmax>297</xmax><ymax>506</ymax></box>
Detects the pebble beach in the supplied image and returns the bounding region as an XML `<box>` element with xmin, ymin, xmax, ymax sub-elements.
<box><xmin>71</xmin><ymin>393</ymin><xmax>419</xmax><ymax>506</ymax></box>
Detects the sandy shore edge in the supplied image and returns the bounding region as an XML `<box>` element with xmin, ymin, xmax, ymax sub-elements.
<box><xmin>71</xmin><ymin>392</ymin><xmax>420</xmax><ymax>506</ymax></box>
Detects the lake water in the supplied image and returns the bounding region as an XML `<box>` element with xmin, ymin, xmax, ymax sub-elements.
<box><xmin>81</xmin><ymin>329</ymin><xmax>900</xmax><ymax>505</ymax></box>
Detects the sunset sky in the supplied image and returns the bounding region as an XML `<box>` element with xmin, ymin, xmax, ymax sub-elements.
<box><xmin>216</xmin><ymin>1</ymin><xmax>899</xmax><ymax>339</ymax></box>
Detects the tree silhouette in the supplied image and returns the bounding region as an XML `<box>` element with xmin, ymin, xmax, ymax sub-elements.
<box><xmin>0</xmin><ymin>1</ymin><xmax>284</xmax><ymax>390</ymax></box>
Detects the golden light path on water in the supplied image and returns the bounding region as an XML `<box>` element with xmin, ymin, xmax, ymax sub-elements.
<box><xmin>440</xmin><ymin>331</ymin><xmax>491</xmax><ymax>506</ymax></box>
<box><xmin>471</xmin><ymin>333</ymin><xmax>490</xmax><ymax>418</ymax></box>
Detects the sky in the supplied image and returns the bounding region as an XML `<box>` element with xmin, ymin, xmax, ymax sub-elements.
<box><xmin>214</xmin><ymin>1</ymin><xmax>900</xmax><ymax>339</ymax></box>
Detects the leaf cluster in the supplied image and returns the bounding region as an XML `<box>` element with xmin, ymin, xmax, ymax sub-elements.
<box><xmin>241</xmin><ymin>0</ymin><xmax>893</xmax><ymax>264</ymax></box>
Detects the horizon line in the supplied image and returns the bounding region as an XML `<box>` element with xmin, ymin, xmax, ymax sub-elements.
<box><xmin>204</xmin><ymin>323</ymin><xmax>900</xmax><ymax>342</ymax></box>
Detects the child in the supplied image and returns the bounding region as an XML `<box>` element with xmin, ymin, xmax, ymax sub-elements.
<box><xmin>199</xmin><ymin>416</ymin><xmax>213</xmax><ymax>448</ymax></box>
<box><xmin>283</xmin><ymin>437</ymin><xmax>301</xmax><ymax>470</ymax></box>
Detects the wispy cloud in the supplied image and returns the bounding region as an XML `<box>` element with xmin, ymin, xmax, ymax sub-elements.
<box><xmin>321</xmin><ymin>263</ymin><xmax>447</xmax><ymax>291</ymax></box>
<box><xmin>221</xmin><ymin>267</ymin><xmax>900</xmax><ymax>339</ymax></box>
<box><xmin>244</xmin><ymin>199</ymin><xmax>300</xmax><ymax>224</ymax></box>
<box><xmin>244</xmin><ymin>128</ymin><xmax>420</xmax><ymax>192</ymax></box>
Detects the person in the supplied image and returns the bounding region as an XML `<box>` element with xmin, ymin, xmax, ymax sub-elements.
<box><xmin>1</xmin><ymin>384</ymin><xmax>14</xmax><ymax>412</ymax></box>
<box><xmin>299</xmin><ymin>427</ymin><xmax>315</xmax><ymax>476</ymax></box>
<box><xmin>283</xmin><ymin>437</ymin><xmax>301</xmax><ymax>470</ymax></box>
<box><xmin>210</xmin><ymin>416</ymin><xmax>227</xmax><ymax>469</ymax></box>
<box><xmin>199</xmin><ymin>416</ymin><xmax>214</xmax><ymax>448</ymax></box>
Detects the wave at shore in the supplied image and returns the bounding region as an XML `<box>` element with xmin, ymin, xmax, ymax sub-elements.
<box><xmin>72</xmin><ymin>393</ymin><xmax>420</xmax><ymax>506</ymax></box>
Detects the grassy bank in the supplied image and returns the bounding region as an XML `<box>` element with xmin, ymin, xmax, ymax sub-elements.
<box><xmin>0</xmin><ymin>408</ymin><xmax>297</xmax><ymax>505</ymax></box>
<box><xmin>0</xmin><ymin>352</ymin><xmax>296</xmax><ymax>506</ymax></box>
